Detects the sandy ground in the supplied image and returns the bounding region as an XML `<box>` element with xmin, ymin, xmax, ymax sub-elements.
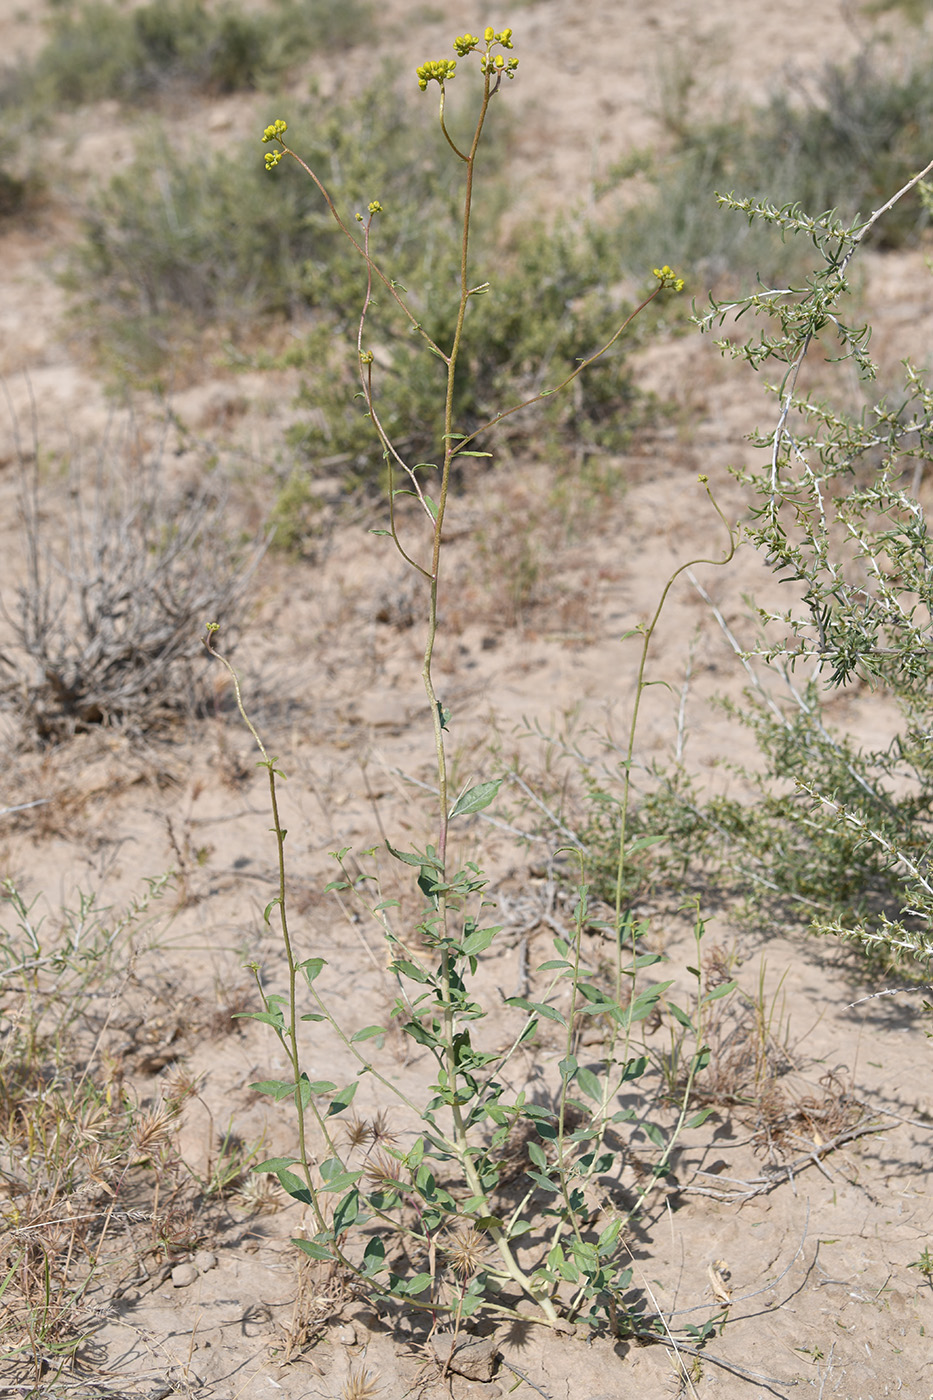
<box><xmin>2</xmin><ymin>2</ymin><xmax>933</xmax><ymax>1397</ymax></box>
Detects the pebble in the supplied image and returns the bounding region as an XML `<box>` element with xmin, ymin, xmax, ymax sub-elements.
<box><xmin>431</xmin><ymin>1333</ymin><xmax>499</xmax><ymax>1381</ymax></box>
<box><xmin>171</xmin><ymin>1262</ymin><xmax>199</xmax><ymax>1288</ymax></box>
<box><xmin>194</xmin><ymin>1250</ymin><xmax>218</xmax><ymax>1272</ymax></box>
<box><xmin>336</xmin><ymin>1323</ymin><xmax>357</xmax><ymax>1346</ymax></box>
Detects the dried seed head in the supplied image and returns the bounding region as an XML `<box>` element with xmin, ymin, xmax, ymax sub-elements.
<box><xmin>364</xmin><ymin>1150</ymin><xmax>404</xmax><ymax>1190</ymax></box>
<box><xmin>130</xmin><ymin>1108</ymin><xmax>176</xmax><ymax>1159</ymax></box>
<box><xmin>368</xmin><ymin>1109</ymin><xmax>397</xmax><ymax>1147</ymax></box>
<box><xmin>441</xmin><ymin>1225</ymin><xmax>486</xmax><ymax>1279</ymax></box>
<box><xmin>342</xmin><ymin>1367</ymin><xmax>381</xmax><ymax>1400</ymax></box>
<box><xmin>161</xmin><ymin>1067</ymin><xmax>202</xmax><ymax>1113</ymax></box>
<box><xmin>342</xmin><ymin>1114</ymin><xmax>372</xmax><ymax>1152</ymax></box>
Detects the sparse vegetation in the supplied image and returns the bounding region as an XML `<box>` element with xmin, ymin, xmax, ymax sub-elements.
<box><xmin>23</xmin><ymin>0</ymin><xmax>372</xmax><ymax>108</ymax></box>
<box><xmin>3</xmin><ymin>3</ymin><xmax>933</xmax><ymax>1392</ymax></box>
<box><xmin>0</xmin><ymin>432</ymin><xmax>261</xmax><ymax>742</ymax></box>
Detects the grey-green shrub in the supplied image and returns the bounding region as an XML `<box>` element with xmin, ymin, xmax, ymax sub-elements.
<box><xmin>67</xmin><ymin>84</ymin><xmax>646</xmax><ymax>485</ymax></box>
<box><xmin>29</xmin><ymin>0</ymin><xmax>372</xmax><ymax>107</ymax></box>
<box><xmin>609</xmin><ymin>38</ymin><xmax>933</xmax><ymax>294</ymax></box>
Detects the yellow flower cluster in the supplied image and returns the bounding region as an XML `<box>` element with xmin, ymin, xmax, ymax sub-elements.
<box><xmin>261</xmin><ymin>118</ymin><xmax>288</xmax><ymax>171</ymax></box>
<box><xmin>480</xmin><ymin>51</ymin><xmax>519</xmax><ymax>78</ymax></box>
<box><xmin>652</xmin><ymin>264</ymin><xmax>685</xmax><ymax>292</ymax></box>
<box><xmin>419</xmin><ymin>25</ymin><xmax>517</xmax><ymax>89</ymax></box>
<box><xmin>416</xmin><ymin>57</ymin><xmax>458</xmax><ymax>90</ymax></box>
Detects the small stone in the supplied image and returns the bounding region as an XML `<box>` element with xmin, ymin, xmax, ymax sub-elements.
<box><xmin>431</xmin><ymin>1333</ymin><xmax>499</xmax><ymax>1381</ymax></box>
<box><xmin>336</xmin><ymin>1323</ymin><xmax>357</xmax><ymax>1346</ymax></box>
<box><xmin>171</xmin><ymin>1263</ymin><xmax>199</xmax><ymax>1288</ymax></box>
<box><xmin>194</xmin><ymin>1250</ymin><xmax>218</xmax><ymax>1272</ymax></box>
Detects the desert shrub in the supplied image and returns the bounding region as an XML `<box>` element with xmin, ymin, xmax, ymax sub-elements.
<box><xmin>679</xmin><ymin>176</ymin><xmax>933</xmax><ymax>969</ymax></box>
<box><xmin>65</xmin><ymin>84</ymin><xmax>477</xmax><ymax>380</ymax></box>
<box><xmin>288</xmin><ymin>207</ymin><xmax>647</xmax><ymax>483</ymax></box>
<box><xmin>579</xmin><ymin>682</ymin><xmax>930</xmax><ymax>954</ymax></box>
<box><xmin>610</xmin><ymin>38</ymin><xmax>933</xmax><ymax>293</ymax></box>
<box><xmin>0</xmin><ymin>433</ymin><xmax>262</xmax><ymax>742</ymax></box>
<box><xmin>66</xmin><ymin>124</ymin><xmax>325</xmax><ymax>380</ymax></box>
<box><xmin>29</xmin><ymin>0</ymin><xmax>372</xmax><ymax>107</ymax></box>
<box><xmin>0</xmin><ymin>108</ymin><xmax>43</xmax><ymax>222</ymax></box>
<box><xmin>67</xmin><ymin>82</ymin><xmax>646</xmax><ymax>483</ymax></box>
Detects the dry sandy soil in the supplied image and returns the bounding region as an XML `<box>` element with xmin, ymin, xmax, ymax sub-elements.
<box><xmin>2</xmin><ymin>2</ymin><xmax>933</xmax><ymax>1398</ymax></box>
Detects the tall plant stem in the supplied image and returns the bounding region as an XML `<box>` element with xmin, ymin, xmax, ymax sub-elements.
<box><xmin>610</xmin><ymin>486</ymin><xmax>736</xmax><ymax>1041</ymax></box>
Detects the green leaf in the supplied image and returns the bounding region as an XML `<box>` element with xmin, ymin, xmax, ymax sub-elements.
<box><xmin>704</xmin><ymin>979</ymin><xmax>738</xmax><ymax>1003</ymax></box>
<box><xmin>461</xmin><ymin>924</ymin><xmax>500</xmax><ymax>957</ymax></box>
<box><xmin>319</xmin><ymin>1169</ymin><xmax>363</xmax><ymax>1194</ymax></box>
<box><xmin>505</xmin><ymin>996</ymin><xmax>566</xmax><ymax>1026</ymax></box>
<box><xmin>632</xmin><ymin>951</ymin><xmax>665</xmax><ymax>969</ymax></box>
<box><xmin>527</xmin><ymin>1141</ymin><xmax>547</xmax><ymax>1170</ymax></box>
<box><xmin>243</xmin><ymin>1010</ymin><xmax>285</xmax><ymax>1028</ymax></box>
<box><xmin>537</xmin><ymin>959</ymin><xmax>571</xmax><ymax>971</ymax></box>
<box><xmin>626</xmin><ymin>833</ymin><xmax>666</xmax><ymax>854</ymax></box>
<box><xmin>254</xmin><ymin>1156</ymin><xmax>299</xmax><ymax>1173</ymax></box>
<box><xmin>686</xmin><ymin>1107</ymin><xmax>715</xmax><ymax>1129</ymax></box>
<box><xmin>571</xmin><ymin>1239</ymin><xmax>598</xmax><ymax>1273</ymax></box>
<box><xmin>558</xmin><ymin>1056</ymin><xmax>578</xmax><ymax>1082</ymax></box>
<box><xmin>386</xmin><ymin>842</ymin><xmax>443</xmax><ymax>870</ymax></box>
<box><xmin>276</xmin><ymin>1168</ymin><xmax>314</xmax><ymax>1204</ymax></box>
<box><xmin>292</xmin><ymin>1239</ymin><xmax>332</xmax><ymax>1261</ymax></box>
<box><xmin>249</xmin><ymin>1079</ymin><xmax>297</xmax><ymax>1101</ymax></box>
<box><xmin>449</xmin><ymin>778</ymin><xmax>502</xmax><ymax>819</ymax></box>
<box><xmin>575</xmin><ymin>1066</ymin><xmax>602</xmax><ymax>1101</ymax></box>
<box><xmin>667</xmin><ymin>1003</ymin><xmax>695</xmax><ymax>1031</ymax></box>
<box><xmin>392</xmin><ymin>959</ymin><xmax>430</xmax><ymax>984</ymax></box>
<box><xmin>521</xmin><ymin>1103</ymin><xmax>556</xmax><ymax>1122</ymax></box>
<box><xmin>333</xmin><ymin>1188</ymin><xmax>360</xmax><ymax>1232</ymax></box>
<box><xmin>597</xmin><ymin>1219</ymin><xmax>621</xmax><ymax>1253</ymax></box>
<box><xmin>525</xmin><ymin>1168</ymin><xmax>559</xmax><ymax>1193</ymax></box>
<box><xmin>326</xmin><ymin>1081</ymin><xmax>359</xmax><ymax>1117</ymax></box>
<box><xmin>625</xmin><ymin>981</ymin><xmax>673</xmax><ymax>1024</ymax></box>
<box><xmin>263</xmin><ymin>897</ymin><xmax>282</xmax><ymax>924</ymax></box>
<box><xmin>576</xmin><ymin>982</ymin><xmax>613</xmax><ymax>1006</ymax></box>
<box><xmin>299</xmin><ymin>957</ymin><xmax>326</xmax><ymax>984</ymax></box>
<box><xmin>362</xmin><ymin>1237</ymin><xmax>386</xmax><ymax>1275</ymax></box>
<box><xmin>620</xmin><ymin>1055</ymin><xmax>648</xmax><ymax>1082</ymax></box>
<box><xmin>350</xmin><ymin>1024</ymin><xmax>385</xmax><ymax>1043</ymax></box>
<box><xmin>387</xmin><ymin>1271</ymin><xmax>433</xmax><ymax>1297</ymax></box>
<box><xmin>641</xmin><ymin>1122</ymin><xmax>666</xmax><ymax>1149</ymax></box>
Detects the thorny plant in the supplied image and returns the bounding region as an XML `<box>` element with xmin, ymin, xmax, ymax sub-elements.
<box><xmin>212</xmin><ymin>26</ymin><xmax>737</xmax><ymax>1338</ymax></box>
<box><xmin>695</xmin><ymin>158</ymin><xmax>933</xmax><ymax>968</ymax></box>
